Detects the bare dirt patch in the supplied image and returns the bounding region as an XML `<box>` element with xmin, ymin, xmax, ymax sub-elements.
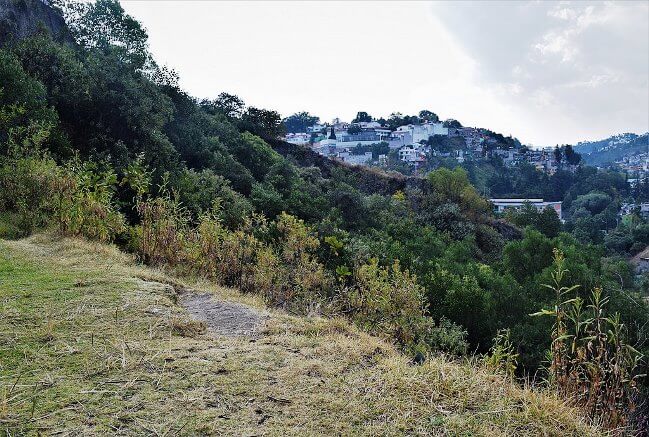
<box><xmin>178</xmin><ymin>292</ymin><xmax>268</xmax><ymax>337</ymax></box>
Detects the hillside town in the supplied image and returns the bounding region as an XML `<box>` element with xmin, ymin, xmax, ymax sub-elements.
<box><xmin>614</xmin><ymin>151</ymin><xmax>649</xmax><ymax>182</ymax></box>
<box><xmin>284</xmin><ymin>118</ymin><xmax>577</xmax><ymax>175</ymax></box>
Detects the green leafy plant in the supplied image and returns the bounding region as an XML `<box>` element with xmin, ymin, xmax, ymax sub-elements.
<box><xmin>532</xmin><ymin>249</ymin><xmax>645</xmax><ymax>430</ymax></box>
<box><xmin>484</xmin><ymin>329</ymin><xmax>518</xmax><ymax>378</ymax></box>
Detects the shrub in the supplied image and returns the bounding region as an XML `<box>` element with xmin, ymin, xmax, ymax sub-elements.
<box><xmin>0</xmin><ymin>211</ymin><xmax>23</xmax><ymax>239</ymax></box>
<box><xmin>533</xmin><ymin>249</ymin><xmax>645</xmax><ymax>430</ymax></box>
<box><xmin>136</xmin><ymin>188</ymin><xmax>190</xmax><ymax>266</ymax></box>
<box><xmin>174</xmin><ymin>168</ymin><xmax>252</xmax><ymax>227</ymax></box>
<box><xmin>56</xmin><ymin>159</ymin><xmax>125</xmax><ymax>242</ymax></box>
<box><xmin>270</xmin><ymin>212</ymin><xmax>332</xmax><ymax>312</ymax></box>
<box><xmin>349</xmin><ymin>258</ymin><xmax>431</xmax><ymax>349</ymax></box>
<box><xmin>484</xmin><ymin>329</ymin><xmax>518</xmax><ymax>378</ymax></box>
<box><xmin>426</xmin><ymin>317</ymin><xmax>468</xmax><ymax>356</ymax></box>
<box><xmin>0</xmin><ymin>154</ymin><xmax>60</xmax><ymax>236</ymax></box>
<box><xmin>0</xmin><ymin>150</ymin><xmax>125</xmax><ymax>243</ymax></box>
<box><xmin>190</xmin><ymin>210</ymin><xmax>270</xmax><ymax>292</ymax></box>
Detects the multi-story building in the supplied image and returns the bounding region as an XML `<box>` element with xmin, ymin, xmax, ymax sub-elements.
<box><xmin>399</xmin><ymin>144</ymin><xmax>427</xmax><ymax>165</ymax></box>
<box><xmin>395</xmin><ymin>122</ymin><xmax>448</xmax><ymax>144</ymax></box>
<box><xmin>490</xmin><ymin>198</ymin><xmax>563</xmax><ymax>221</ymax></box>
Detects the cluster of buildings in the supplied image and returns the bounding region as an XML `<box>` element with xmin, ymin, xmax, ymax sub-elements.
<box><xmin>620</xmin><ymin>202</ymin><xmax>649</xmax><ymax>218</ymax></box>
<box><xmin>614</xmin><ymin>152</ymin><xmax>649</xmax><ymax>180</ymax></box>
<box><xmin>495</xmin><ymin>147</ymin><xmax>567</xmax><ymax>174</ymax></box>
<box><xmin>285</xmin><ymin>120</ymin><xmax>448</xmax><ymax>165</ymax></box>
<box><xmin>283</xmin><ymin>119</ymin><xmax>571</xmax><ymax>174</ymax></box>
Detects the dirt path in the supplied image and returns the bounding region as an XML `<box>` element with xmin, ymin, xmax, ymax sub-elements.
<box><xmin>178</xmin><ymin>291</ymin><xmax>268</xmax><ymax>337</ymax></box>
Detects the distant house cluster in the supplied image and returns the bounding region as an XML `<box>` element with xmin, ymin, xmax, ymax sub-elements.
<box><xmin>283</xmin><ymin>118</ymin><xmax>574</xmax><ymax>173</ymax></box>
<box><xmin>620</xmin><ymin>202</ymin><xmax>649</xmax><ymax>219</ymax></box>
<box><xmin>615</xmin><ymin>152</ymin><xmax>649</xmax><ymax>181</ymax></box>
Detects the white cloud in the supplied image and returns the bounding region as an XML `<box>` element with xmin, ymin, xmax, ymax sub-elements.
<box><xmin>431</xmin><ymin>1</ymin><xmax>648</xmax><ymax>145</ymax></box>
<box><xmin>121</xmin><ymin>1</ymin><xmax>648</xmax><ymax>147</ymax></box>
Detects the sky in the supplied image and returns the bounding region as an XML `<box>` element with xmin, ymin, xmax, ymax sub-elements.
<box><xmin>120</xmin><ymin>1</ymin><xmax>649</xmax><ymax>147</ymax></box>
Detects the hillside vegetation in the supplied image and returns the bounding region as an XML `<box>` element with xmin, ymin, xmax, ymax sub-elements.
<box><xmin>575</xmin><ymin>133</ymin><xmax>649</xmax><ymax>166</ymax></box>
<box><xmin>0</xmin><ymin>0</ymin><xmax>647</xmax><ymax>433</ymax></box>
<box><xmin>0</xmin><ymin>233</ymin><xmax>598</xmax><ymax>435</ymax></box>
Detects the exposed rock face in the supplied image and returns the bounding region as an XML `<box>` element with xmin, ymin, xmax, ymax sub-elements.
<box><xmin>0</xmin><ymin>0</ymin><xmax>74</xmax><ymax>46</ymax></box>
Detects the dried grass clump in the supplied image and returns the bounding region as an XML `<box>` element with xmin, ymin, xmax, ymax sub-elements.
<box><xmin>169</xmin><ymin>316</ymin><xmax>207</xmax><ymax>338</ymax></box>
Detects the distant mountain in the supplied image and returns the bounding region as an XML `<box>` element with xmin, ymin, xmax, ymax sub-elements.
<box><xmin>574</xmin><ymin>132</ymin><xmax>648</xmax><ymax>166</ymax></box>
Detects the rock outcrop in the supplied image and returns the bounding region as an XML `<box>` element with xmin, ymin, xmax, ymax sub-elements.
<box><xmin>0</xmin><ymin>0</ymin><xmax>73</xmax><ymax>46</ymax></box>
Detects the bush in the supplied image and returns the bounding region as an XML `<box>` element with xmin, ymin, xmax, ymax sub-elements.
<box><xmin>0</xmin><ymin>211</ymin><xmax>25</xmax><ymax>239</ymax></box>
<box><xmin>174</xmin><ymin>168</ymin><xmax>252</xmax><ymax>227</ymax></box>
<box><xmin>0</xmin><ymin>154</ymin><xmax>60</xmax><ymax>236</ymax></box>
<box><xmin>484</xmin><ymin>329</ymin><xmax>518</xmax><ymax>377</ymax></box>
<box><xmin>191</xmin><ymin>211</ymin><xmax>266</xmax><ymax>291</ymax></box>
<box><xmin>426</xmin><ymin>317</ymin><xmax>469</xmax><ymax>356</ymax></box>
<box><xmin>270</xmin><ymin>212</ymin><xmax>332</xmax><ymax>312</ymax></box>
<box><xmin>56</xmin><ymin>159</ymin><xmax>125</xmax><ymax>242</ymax></box>
<box><xmin>136</xmin><ymin>190</ymin><xmax>190</xmax><ymax>266</ymax></box>
<box><xmin>348</xmin><ymin>258</ymin><xmax>431</xmax><ymax>349</ymax></box>
<box><xmin>533</xmin><ymin>250</ymin><xmax>645</xmax><ymax>430</ymax></box>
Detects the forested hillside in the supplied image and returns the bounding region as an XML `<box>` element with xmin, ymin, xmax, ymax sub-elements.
<box><xmin>575</xmin><ymin>133</ymin><xmax>649</xmax><ymax>166</ymax></box>
<box><xmin>0</xmin><ymin>0</ymin><xmax>647</xmax><ymax>433</ymax></box>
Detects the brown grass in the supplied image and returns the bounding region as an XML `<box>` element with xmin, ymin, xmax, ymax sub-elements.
<box><xmin>0</xmin><ymin>233</ymin><xmax>600</xmax><ymax>435</ymax></box>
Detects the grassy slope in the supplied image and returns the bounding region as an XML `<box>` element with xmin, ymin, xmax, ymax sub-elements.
<box><xmin>0</xmin><ymin>234</ymin><xmax>598</xmax><ymax>436</ymax></box>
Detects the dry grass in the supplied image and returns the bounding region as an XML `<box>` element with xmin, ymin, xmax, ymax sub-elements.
<box><xmin>0</xmin><ymin>233</ymin><xmax>600</xmax><ymax>435</ymax></box>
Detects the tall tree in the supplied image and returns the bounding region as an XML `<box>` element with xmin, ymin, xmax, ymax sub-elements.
<box><xmin>352</xmin><ymin>111</ymin><xmax>372</xmax><ymax>123</ymax></box>
<box><xmin>418</xmin><ymin>110</ymin><xmax>439</xmax><ymax>122</ymax></box>
<box><xmin>564</xmin><ymin>144</ymin><xmax>581</xmax><ymax>166</ymax></box>
<box><xmin>203</xmin><ymin>92</ymin><xmax>245</xmax><ymax>119</ymax></box>
<box><xmin>61</xmin><ymin>0</ymin><xmax>150</xmax><ymax>68</ymax></box>
<box><xmin>240</xmin><ymin>107</ymin><xmax>285</xmax><ymax>139</ymax></box>
<box><xmin>554</xmin><ymin>146</ymin><xmax>563</xmax><ymax>166</ymax></box>
<box><xmin>282</xmin><ymin>111</ymin><xmax>319</xmax><ymax>133</ymax></box>
<box><xmin>443</xmin><ymin>119</ymin><xmax>463</xmax><ymax>129</ymax></box>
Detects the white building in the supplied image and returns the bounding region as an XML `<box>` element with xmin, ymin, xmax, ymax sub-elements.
<box><xmin>396</xmin><ymin>122</ymin><xmax>448</xmax><ymax>144</ymax></box>
<box><xmin>490</xmin><ymin>198</ymin><xmax>563</xmax><ymax>221</ymax></box>
<box><xmin>399</xmin><ymin>145</ymin><xmax>427</xmax><ymax>165</ymax></box>
<box><xmin>357</xmin><ymin>121</ymin><xmax>382</xmax><ymax>130</ymax></box>
<box><xmin>620</xmin><ymin>202</ymin><xmax>649</xmax><ymax>217</ymax></box>
<box><xmin>336</xmin><ymin>151</ymin><xmax>373</xmax><ymax>166</ymax></box>
<box><xmin>388</xmin><ymin>130</ymin><xmax>413</xmax><ymax>149</ymax></box>
<box><xmin>306</xmin><ymin>123</ymin><xmax>326</xmax><ymax>134</ymax></box>
<box><xmin>284</xmin><ymin>132</ymin><xmax>310</xmax><ymax>145</ymax></box>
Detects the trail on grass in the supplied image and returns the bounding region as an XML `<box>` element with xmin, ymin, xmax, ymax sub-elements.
<box><xmin>178</xmin><ymin>291</ymin><xmax>268</xmax><ymax>337</ymax></box>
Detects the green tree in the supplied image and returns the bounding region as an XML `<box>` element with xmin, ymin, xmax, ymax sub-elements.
<box><xmin>443</xmin><ymin>119</ymin><xmax>462</xmax><ymax>129</ymax></box>
<box><xmin>352</xmin><ymin>111</ymin><xmax>372</xmax><ymax>123</ymax></box>
<box><xmin>239</xmin><ymin>107</ymin><xmax>285</xmax><ymax>139</ymax></box>
<box><xmin>346</xmin><ymin>124</ymin><xmax>362</xmax><ymax>135</ymax></box>
<box><xmin>282</xmin><ymin>111</ymin><xmax>319</xmax><ymax>133</ymax></box>
<box><xmin>63</xmin><ymin>0</ymin><xmax>150</xmax><ymax>68</ymax></box>
<box><xmin>418</xmin><ymin>110</ymin><xmax>439</xmax><ymax>122</ymax></box>
<box><xmin>204</xmin><ymin>92</ymin><xmax>245</xmax><ymax>119</ymax></box>
<box><xmin>564</xmin><ymin>144</ymin><xmax>581</xmax><ymax>166</ymax></box>
<box><xmin>426</xmin><ymin>167</ymin><xmax>490</xmax><ymax>219</ymax></box>
<box><xmin>506</xmin><ymin>203</ymin><xmax>561</xmax><ymax>238</ymax></box>
<box><xmin>553</xmin><ymin>146</ymin><xmax>562</xmax><ymax>166</ymax></box>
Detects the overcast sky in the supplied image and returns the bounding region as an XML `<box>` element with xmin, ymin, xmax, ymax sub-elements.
<box><xmin>121</xmin><ymin>1</ymin><xmax>648</xmax><ymax>147</ymax></box>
